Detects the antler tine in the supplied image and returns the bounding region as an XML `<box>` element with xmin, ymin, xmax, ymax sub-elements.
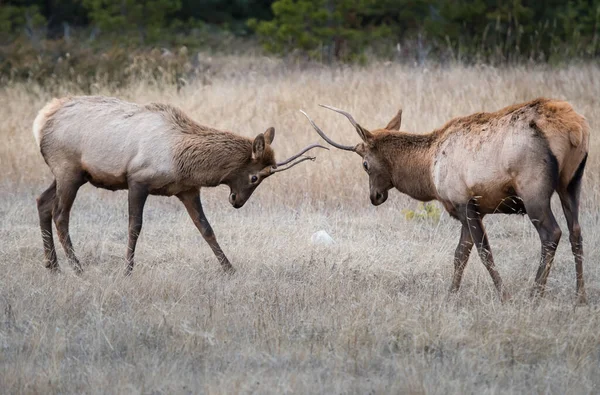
<box><xmin>300</xmin><ymin>110</ymin><xmax>356</xmax><ymax>151</ymax></box>
<box><xmin>276</xmin><ymin>143</ymin><xmax>329</xmax><ymax>167</ymax></box>
<box><xmin>270</xmin><ymin>156</ymin><xmax>316</xmax><ymax>174</ymax></box>
<box><xmin>319</xmin><ymin>104</ymin><xmax>362</xmax><ymax>130</ymax></box>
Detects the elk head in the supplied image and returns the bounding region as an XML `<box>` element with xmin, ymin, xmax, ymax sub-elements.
<box><xmin>227</xmin><ymin>127</ymin><xmax>328</xmax><ymax>208</ymax></box>
<box><xmin>301</xmin><ymin>106</ymin><xmax>403</xmax><ymax>206</ymax></box>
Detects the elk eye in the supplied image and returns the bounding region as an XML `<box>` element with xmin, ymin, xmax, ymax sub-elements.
<box><xmin>363</xmin><ymin>161</ymin><xmax>369</xmax><ymax>171</ymax></box>
<box><xmin>251</xmin><ymin>175</ymin><xmax>258</xmax><ymax>183</ymax></box>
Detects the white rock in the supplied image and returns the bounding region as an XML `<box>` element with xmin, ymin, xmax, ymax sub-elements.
<box><xmin>311</xmin><ymin>230</ymin><xmax>335</xmax><ymax>246</ymax></box>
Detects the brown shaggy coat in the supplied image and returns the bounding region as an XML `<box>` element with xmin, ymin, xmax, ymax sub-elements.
<box><xmin>304</xmin><ymin>98</ymin><xmax>590</xmax><ymax>303</ymax></box>
<box><xmin>33</xmin><ymin>95</ymin><xmax>317</xmax><ymax>275</ymax></box>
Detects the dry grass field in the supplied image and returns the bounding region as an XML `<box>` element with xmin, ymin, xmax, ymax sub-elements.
<box><xmin>1</xmin><ymin>60</ymin><xmax>600</xmax><ymax>394</ymax></box>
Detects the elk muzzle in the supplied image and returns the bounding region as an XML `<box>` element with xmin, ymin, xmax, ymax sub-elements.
<box><xmin>370</xmin><ymin>190</ymin><xmax>388</xmax><ymax>206</ymax></box>
<box><xmin>229</xmin><ymin>192</ymin><xmax>245</xmax><ymax>209</ymax></box>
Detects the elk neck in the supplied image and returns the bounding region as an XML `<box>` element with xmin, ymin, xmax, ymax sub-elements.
<box><xmin>172</xmin><ymin>127</ymin><xmax>254</xmax><ymax>187</ymax></box>
<box><xmin>375</xmin><ymin>131</ymin><xmax>439</xmax><ymax>202</ymax></box>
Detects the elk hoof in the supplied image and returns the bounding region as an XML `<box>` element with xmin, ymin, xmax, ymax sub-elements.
<box><xmin>222</xmin><ymin>263</ymin><xmax>236</xmax><ymax>275</ymax></box>
<box><xmin>46</xmin><ymin>265</ymin><xmax>61</xmax><ymax>274</ymax></box>
<box><xmin>530</xmin><ymin>284</ymin><xmax>545</xmax><ymax>299</ymax></box>
<box><xmin>576</xmin><ymin>292</ymin><xmax>588</xmax><ymax>306</ymax></box>
<box><xmin>500</xmin><ymin>290</ymin><xmax>512</xmax><ymax>303</ymax></box>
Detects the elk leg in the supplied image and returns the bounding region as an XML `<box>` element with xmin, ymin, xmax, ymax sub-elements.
<box><xmin>524</xmin><ymin>200</ymin><xmax>562</xmax><ymax>299</ymax></box>
<box><xmin>558</xmin><ymin>186</ymin><xmax>585</xmax><ymax>304</ymax></box>
<box><xmin>54</xmin><ymin>174</ymin><xmax>85</xmax><ymax>274</ymax></box>
<box><xmin>177</xmin><ymin>189</ymin><xmax>235</xmax><ymax>273</ymax></box>
<box><xmin>449</xmin><ymin>222</ymin><xmax>474</xmax><ymax>293</ymax></box>
<box><xmin>37</xmin><ymin>180</ymin><xmax>58</xmax><ymax>270</ymax></box>
<box><xmin>459</xmin><ymin>201</ymin><xmax>509</xmax><ymax>301</ymax></box>
<box><xmin>125</xmin><ymin>183</ymin><xmax>149</xmax><ymax>275</ymax></box>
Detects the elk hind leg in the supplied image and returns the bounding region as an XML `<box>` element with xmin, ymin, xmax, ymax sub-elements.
<box><xmin>37</xmin><ymin>180</ymin><xmax>58</xmax><ymax>270</ymax></box>
<box><xmin>53</xmin><ymin>173</ymin><xmax>85</xmax><ymax>274</ymax></box>
<box><xmin>526</xmin><ymin>202</ymin><xmax>561</xmax><ymax>298</ymax></box>
<box><xmin>558</xmin><ymin>154</ymin><xmax>587</xmax><ymax>304</ymax></box>
<box><xmin>517</xmin><ymin>178</ymin><xmax>561</xmax><ymax>299</ymax></box>
<box><xmin>517</xmin><ymin>151</ymin><xmax>562</xmax><ymax>299</ymax></box>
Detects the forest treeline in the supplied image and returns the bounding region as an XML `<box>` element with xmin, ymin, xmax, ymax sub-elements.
<box><xmin>2</xmin><ymin>1</ymin><xmax>599</xmax><ymax>83</ymax></box>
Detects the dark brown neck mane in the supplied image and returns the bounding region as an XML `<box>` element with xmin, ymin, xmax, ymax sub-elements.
<box><xmin>374</xmin><ymin>131</ymin><xmax>438</xmax><ymax>201</ymax></box>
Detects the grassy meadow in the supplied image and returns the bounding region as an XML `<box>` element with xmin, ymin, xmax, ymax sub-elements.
<box><xmin>1</xmin><ymin>60</ymin><xmax>600</xmax><ymax>394</ymax></box>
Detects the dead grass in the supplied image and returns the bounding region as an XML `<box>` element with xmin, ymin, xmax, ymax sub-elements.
<box><xmin>1</xmin><ymin>60</ymin><xmax>600</xmax><ymax>394</ymax></box>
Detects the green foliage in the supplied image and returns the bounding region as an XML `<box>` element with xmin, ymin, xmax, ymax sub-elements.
<box><xmin>402</xmin><ymin>203</ymin><xmax>441</xmax><ymax>223</ymax></box>
<box><xmin>0</xmin><ymin>37</ymin><xmax>195</xmax><ymax>88</ymax></box>
<box><xmin>0</xmin><ymin>3</ymin><xmax>46</xmax><ymax>36</ymax></box>
<box><xmin>1</xmin><ymin>0</ymin><xmax>599</xmax><ymax>65</ymax></box>
<box><xmin>251</xmin><ymin>0</ymin><xmax>600</xmax><ymax>62</ymax></box>
<box><xmin>423</xmin><ymin>0</ymin><xmax>600</xmax><ymax>62</ymax></box>
<box><xmin>249</xmin><ymin>0</ymin><xmax>392</xmax><ymax>61</ymax></box>
<box><xmin>82</xmin><ymin>0</ymin><xmax>182</xmax><ymax>43</ymax></box>
<box><xmin>178</xmin><ymin>0</ymin><xmax>273</xmax><ymax>34</ymax></box>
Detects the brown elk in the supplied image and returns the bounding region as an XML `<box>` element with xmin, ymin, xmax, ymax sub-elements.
<box><xmin>302</xmin><ymin>98</ymin><xmax>589</xmax><ymax>303</ymax></box>
<box><xmin>34</xmin><ymin>95</ymin><xmax>326</xmax><ymax>274</ymax></box>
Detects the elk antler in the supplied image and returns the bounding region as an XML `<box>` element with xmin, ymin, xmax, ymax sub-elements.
<box><xmin>276</xmin><ymin>143</ymin><xmax>328</xmax><ymax>167</ymax></box>
<box><xmin>319</xmin><ymin>104</ymin><xmax>372</xmax><ymax>142</ymax></box>
<box><xmin>270</xmin><ymin>156</ymin><xmax>315</xmax><ymax>174</ymax></box>
<box><xmin>270</xmin><ymin>143</ymin><xmax>328</xmax><ymax>174</ymax></box>
<box><xmin>300</xmin><ymin>110</ymin><xmax>356</xmax><ymax>151</ymax></box>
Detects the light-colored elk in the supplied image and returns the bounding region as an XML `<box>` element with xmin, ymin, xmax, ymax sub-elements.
<box><xmin>34</xmin><ymin>95</ymin><xmax>326</xmax><ymax>274</ymax></box>
<box><xmin>302</xmin><ymin>98</ymin><xmax>590</xmax><ymax>303</ymax></box>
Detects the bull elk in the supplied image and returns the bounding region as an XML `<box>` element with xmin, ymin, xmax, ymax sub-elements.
<box><xmin>302</xmin><ymin>98</ymin><xmax>589</xmax><ymax>303</ymax></box>
<box><xmin>34</xmin><ymin>95</ymin><xmax>326</xmax><ymax>274</ymax></box>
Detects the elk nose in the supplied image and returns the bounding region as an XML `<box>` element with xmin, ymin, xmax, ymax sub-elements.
<box><xmin>370</xmin><ymin>190</ymin><xmax>388</xmax><ymax>206</ymax></box>
<box><xmin>229</xmin><ymin>193</ymin><xmax>237</xmax><ymax>205</ymax></box>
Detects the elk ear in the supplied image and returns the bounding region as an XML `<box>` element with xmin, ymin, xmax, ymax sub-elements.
<box><xmin>252</xmin><ymin>133</ymin><xmax>266</xmax><ymax>160</ymax></box>
<box><xmin>385</xmin><ymin>108</ymin><xmax>402</xmax><ymax>131</ymax></box>
<box><xmin>356</xmin><ymin>125</ymin><xmax>373</xmax><ymax>142</ymax></box>
<box><xmin>264</xmin><ymin>127</ymin><xmax>275</xmax><ymax>145</ymax></box>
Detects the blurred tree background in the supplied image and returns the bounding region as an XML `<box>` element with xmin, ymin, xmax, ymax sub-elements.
<box><xmin>1</xmin><ymin>0</ymin><xmax>599</xmax><ymax>83</ymax></box>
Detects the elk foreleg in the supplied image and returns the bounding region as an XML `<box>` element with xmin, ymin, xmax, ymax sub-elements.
<box><xmin>449</xmin><ymin>222</ymin><xmax>474</xmax><ymax>293</ymax></box>
<box><xmin>460</xmin><ymin>201</ymin><xmax>510</xmax><ymax>302</ymax></box>
<box><xmin>125</xmin><ymin>183</ymin><xmax>149</xmax><ymax>275</ymax></box>
<box><xmin>177</xmin><ymin>189</ymin><xmax>235</xmax><ymax>273</ymax></box>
